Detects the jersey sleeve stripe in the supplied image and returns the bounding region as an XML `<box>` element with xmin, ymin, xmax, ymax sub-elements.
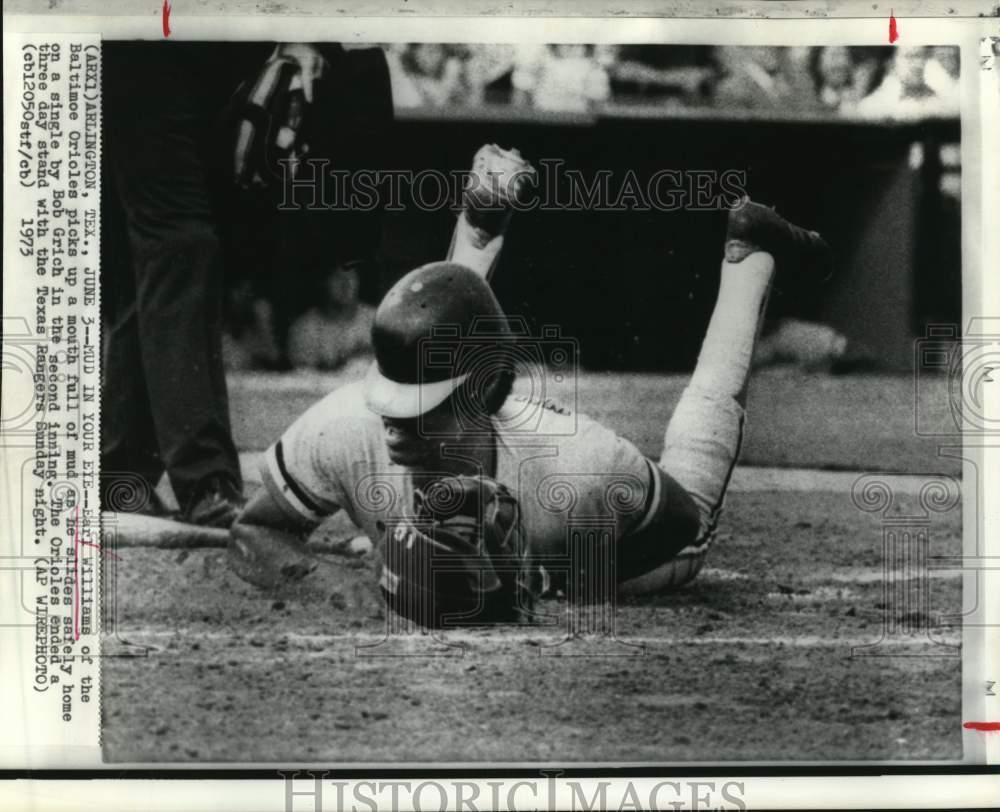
<box><xmin>275</xmin><ymin>440</ymin><xmax>327</xmax><ymax>513</ymax></box>
<box><xmin>261</xmin><ymin>441</ymin><xmax>325</xmax><ymax>524</ymax></box>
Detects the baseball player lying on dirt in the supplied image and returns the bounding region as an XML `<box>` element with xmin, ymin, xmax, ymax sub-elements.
<box><xmin>228</xmin><ymin>144</ymin><xmax>830</xmax><ymax>627</ymax></box>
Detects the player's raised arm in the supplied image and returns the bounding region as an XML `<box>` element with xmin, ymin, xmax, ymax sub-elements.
<box><xmin>447</xmin><ymin>144</ymin><xmax>537</xmax><ymax>282</ymax></box>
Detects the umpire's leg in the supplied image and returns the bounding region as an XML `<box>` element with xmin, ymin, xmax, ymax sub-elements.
<box><xmin>101</xmin><ymin>163</ymin><xmax>166</xmax><ymax>510</ymax></box>
<box><xmin>104</xmin><ymin>44</ymin><xmax>242</xmax><ymax>515</ymax></box>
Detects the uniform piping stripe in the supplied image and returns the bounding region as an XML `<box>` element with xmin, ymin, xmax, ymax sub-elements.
<box><xmin>274</xmin><ymin>440</ymin><xmax>324</xmax><ymax>515</ymax></box>
<box><xmin>718</xmin><ymin>412</ymin><xmax>745</xmax><ymax>513</ymax></box>
<box><xmin>705</xmin><ymin>411</ymin><xmax>746</xmax><ymax>535</ymax></box>
<box><xmin>262</xmin><ymin>443</ymin><xmax>322</xmax><ymax>523</ymax></box>
<box><xmin>632</xmin><ymin>458</ymin><xmax>662</xmax><ymax>536</ymax></box>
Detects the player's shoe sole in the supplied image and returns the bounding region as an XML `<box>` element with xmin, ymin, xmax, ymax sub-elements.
<box><xmin>724</xmin><ymin>198</ymin><xmax>833</xmax><ymax>287</ymax></box>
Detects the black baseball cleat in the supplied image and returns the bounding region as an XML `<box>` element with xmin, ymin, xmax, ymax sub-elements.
<box><xmin>182</xmin><ymin>475</ymin><xmax>246</xmax><ymax>529</ymax></box>
<box><xmin>101</xmin><ymin>477</ymin><xmax>176</xmax><ymax>518</ymax></box>
<box><xmin>725</xmin><ymin>199</ymin><xmax>833</xmax><ymax>286</ymax></box>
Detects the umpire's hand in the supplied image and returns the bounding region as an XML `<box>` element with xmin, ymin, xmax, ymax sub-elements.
<box><xmin>271</xmin><ymin>43</ymin><xmax>328</xmax><ymax>102</ymax></box>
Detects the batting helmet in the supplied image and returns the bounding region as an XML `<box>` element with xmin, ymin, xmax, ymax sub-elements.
<box><xmin>364</xmin><ymin>262</ymin><xmax>514</xmax><ymax>419</ymax></box>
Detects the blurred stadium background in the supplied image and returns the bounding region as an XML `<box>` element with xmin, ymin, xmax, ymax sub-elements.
<box><xmin>218</xmin><ymin>42</ymin><xmax>962</xmax><ymax>474</ymax></box>
<box><xmin>223</xmin><ymin>43</ymin><xmax>961</xmax><ymax>377</ymax></box>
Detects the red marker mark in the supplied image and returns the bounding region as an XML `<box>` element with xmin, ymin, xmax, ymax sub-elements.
<box><xmin>79</xmin><ymin>537</ymin><xmax>121</xmax><ymax>561</ymax></box>
<box><xmin>162</xmin><ymin>1</ymin><xmax>172</xmax><ymax>38</ymax></box>
<box><xmin>73</xmin><ymin>505</ymin><xmax>81</xmax><ymax>641</ymax></box>
<box><xmin>889</xmin><ymin>10</ymin><xmax>899</xmax><ymax>44</ymax></box>
<box><xmin>964</xmin><ymin>721</ymin><xmax>1000</xmax><ymax>732</ymax></box>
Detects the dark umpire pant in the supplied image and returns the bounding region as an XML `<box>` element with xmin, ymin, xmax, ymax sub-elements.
<box><xmin>101</xmin><ymin>44</ymin><xmax>266</xmax><ymax>509</ymax></box>
<box><xmin>101</xmin><ymin>43</ymin><xmax>392</xmax><ymax>509</ymax></box>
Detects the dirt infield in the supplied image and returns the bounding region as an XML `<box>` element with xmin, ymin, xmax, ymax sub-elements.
<box><xmin>101</xmin><ymin>487</ymin><xmax>963</xmax><ymax>763</ymax></box>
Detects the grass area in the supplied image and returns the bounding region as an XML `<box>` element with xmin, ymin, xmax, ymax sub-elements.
<box><xmin>228</xmin><ymin>368</ymin><xmax>959</xmax><ymax>474</ymax></box>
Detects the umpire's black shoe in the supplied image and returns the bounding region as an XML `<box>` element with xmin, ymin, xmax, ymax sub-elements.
<box><xmin>183</xmin><ymin>476</ymin><xmax>245</xmax><ymax>529</ymax></box>
<box><xmin>101</xmin><ymin>476</ymin><xmax>175</xmax><ymax>518</ymax></box>
<box><xmin>724</xmin><ymin>199</ymin><xmax>833</xmax><ymax>285</ymax></box>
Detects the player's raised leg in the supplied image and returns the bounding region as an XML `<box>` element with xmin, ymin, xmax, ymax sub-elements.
<box><xmin>622</xmin><ymin>200</ymin><xmax>830</xmax><ymax>594</ymax></box>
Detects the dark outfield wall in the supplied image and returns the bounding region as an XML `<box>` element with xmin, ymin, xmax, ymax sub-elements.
<box><xmin>372</xmin><ymin>111</ymin><xmax>960</xmax><ymax>372</ymax></box>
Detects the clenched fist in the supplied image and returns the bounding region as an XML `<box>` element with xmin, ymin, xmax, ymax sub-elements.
<box><xmin>462</xmin><ymin>144</ymin><xmax>538</xmax><ymax>235</ymax></box>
